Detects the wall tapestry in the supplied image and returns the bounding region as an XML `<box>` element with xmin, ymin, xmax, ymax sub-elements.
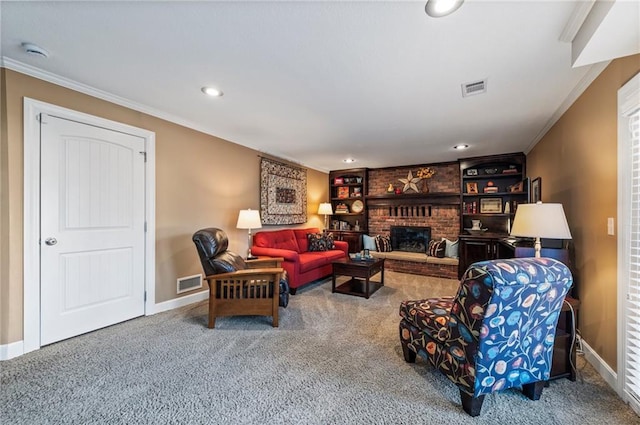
<box><xmin>260</xmin><ymin>157</ymin><xmax>307</xmax><ymax>225</ymax></box>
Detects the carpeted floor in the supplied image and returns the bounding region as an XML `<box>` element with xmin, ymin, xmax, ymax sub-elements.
<box><xmin>1</xmin><ymin>271</ymin><xmax>638</xmax><ymax>424</ymax></box>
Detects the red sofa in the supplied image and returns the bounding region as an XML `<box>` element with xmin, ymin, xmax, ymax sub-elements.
<box><xmin>251</xmin><ymin>228</ymin><xmax>348</xmax><ymax>294</ymax></box>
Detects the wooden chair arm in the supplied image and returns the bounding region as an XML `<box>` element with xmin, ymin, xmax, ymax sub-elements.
<box><xmin>205</xmin><ymin>268</ymin><xmax>284</xmax><ymax>281</ymax></box>
<box><xmin>246</xmin><ymin>257</ymin><xmax>284</xmax><ymax>268</ymax></box>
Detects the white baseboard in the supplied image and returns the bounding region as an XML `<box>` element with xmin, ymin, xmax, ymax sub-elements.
<box><xmin>151</xmin><ymin>290</ymin><xmax>208</xmax><ymax>315</ymax></box>
<box><xmin>0</xmin><ymin>340</ymin><xmax>25</xmax><ymax>361</ymax></box>
<box><xmin>582</xmin><ymin>339</ymin><xmax>618</xmax><ymax>391</ymax></box>
<box><xmin>1</xmin><ymin>291</ymin><xmax>208</xmax><ymax>361</ymax></box>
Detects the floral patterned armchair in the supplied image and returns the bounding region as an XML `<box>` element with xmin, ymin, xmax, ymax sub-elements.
<box><xmin>399</xmin><ymin>257</ymin><xmax>573</xmax><ymax>416</ymax></box>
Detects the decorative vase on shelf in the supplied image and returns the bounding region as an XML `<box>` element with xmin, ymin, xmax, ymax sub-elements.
<box><xmin>421</xmin><ymin>180</ymin><xmax>430</xmax><ymax>193</ymax></box>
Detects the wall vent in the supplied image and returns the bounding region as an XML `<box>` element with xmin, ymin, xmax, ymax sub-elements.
<box><xmin>177</xmin><ymin>274</ymin><xmax>203</xmax><ymax>294</ymax></box>
<box><xmin>462</xmin><ymin>79</ymin><xmax>487</xmax><ymax>97</ymax></box>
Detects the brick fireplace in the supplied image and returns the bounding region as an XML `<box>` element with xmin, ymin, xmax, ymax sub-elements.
<box><xmin>390</xmin><ymin>226</ymin><xmax>431</xmax><ymax>253</ymax></box>
<box><xmin>365</xmin><ymin>162</ymin><xmax>460</xmax><ymax>279</ymax></box>
<box><xmin>367</xmin><ymin>162</ymin><xmax>460</xmax><ymax>242</ymax></box>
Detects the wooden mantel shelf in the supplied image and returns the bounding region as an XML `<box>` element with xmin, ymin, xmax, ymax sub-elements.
<box><xmin>365</xmin><ymin>192</ymin><xmax>460</xmax><ymax>207</ymax></box>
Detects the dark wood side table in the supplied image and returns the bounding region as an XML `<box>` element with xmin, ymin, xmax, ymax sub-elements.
<box><xmin>332</xmin><ymin>258</ymin><xmax>385</xmax><ymax>299</ymax></box>
<box><xmin>550</xmin><ymin>296</ymin><xmax>580</xmax><ymax>381</ymax></box>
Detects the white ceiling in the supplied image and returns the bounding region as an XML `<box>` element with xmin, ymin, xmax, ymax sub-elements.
<box><xmin>1</xmin><ymin>1</ymin><xmax>638</xmax><ymax>172</ymax></box>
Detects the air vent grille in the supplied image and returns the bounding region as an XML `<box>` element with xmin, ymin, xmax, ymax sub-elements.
<box><xmin>177</xmin><ymin>274</ymin><xmax>203</xmax><ymax>294</ymax></box>
<box><xmin>462</xmin><ymin>79</ymin><xmax>487</xmax><ymax>97</ymax></box>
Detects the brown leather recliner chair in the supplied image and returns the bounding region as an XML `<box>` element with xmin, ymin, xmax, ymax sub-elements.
<box><xmin>192</xmin><ymin>228</ymin><xmax>289</xmax><ymax>328</ymax></box>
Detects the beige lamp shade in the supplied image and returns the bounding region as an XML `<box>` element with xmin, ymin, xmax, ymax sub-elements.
<box><xmin>510</xmin><ymin>202</ymin><xmax>571</xmax><ymax>257</ymax></box>
<box><xmin>236</xmin><ymin>209</ymin><xmax>261</xmax><ymax>259</ymax></box>
<box><xmin>317</xmin><ymin>203</ymin><xmax>333</xmax><ymax>215</ymax></box>
<box><xmin>318</xmin><ymin>203</ymin><xmax>333</xmax><ymax>230</ymax></box>
<box><xmin>236</xmin><ymin>209</ymin><xmax>262</xmax><ymax>230</ymax></box>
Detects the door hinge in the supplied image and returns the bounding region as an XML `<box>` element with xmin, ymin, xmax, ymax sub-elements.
<box><xmin>38</xmin><ymin>113</ymin><xmax>48</xmax><ymax>124</ymax></box>
<box><xmin>144</xmin><ymin>221</ymin><xmax>147</xmax><ymax>232</ymax></box>
<box><xmin>139</xmin><ymin>151</ymin><xmax>147</xmax><ymax>162</ymax></box>
<box><xmin>144</xmin><ymin>291</ymin><xmax>147</xmax><ymax>302</ymax></box>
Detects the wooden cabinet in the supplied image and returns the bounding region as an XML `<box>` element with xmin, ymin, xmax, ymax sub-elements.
<box><xmin>459</xmin><ymin>235</ymin><xmax>499</xmax><ymax>278</ymax></box>
<box><xmin>328</xmin><ymin>168</ymin><xmax>368</xmax><ymax>253</ymax></box>
<box><xmin>458</xmin><ymin>235</ymin><xmax>518</xmax><ymax>279</ymax></box>
<box><xmin>334</xmin><ymin>231</ymin><xmax>363</xmax><ymax>253</ymax></box>
<box><xmin>459</xmin><ymin>153</ymin><xmax>527</xmax><ymax>235</ymax></box>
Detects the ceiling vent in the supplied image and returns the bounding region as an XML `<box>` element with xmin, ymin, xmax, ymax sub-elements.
<box><xmin>461</xmin><ymin>79</ymin><xmax>487</xmax><ymax>97</ymax></box>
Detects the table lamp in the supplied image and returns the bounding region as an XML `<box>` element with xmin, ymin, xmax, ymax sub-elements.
<box><xmin>318</xmin><ymin>203</ymin><xmax>333</xmax><ymax>231</ymax></box>
<box><xmin>510</xmin><ymin>202</ymin><xmax>572</xmax><ymax>258</ymax></box>
<box><xmin>236</xmin><ymin>209</ymin><xmax>262</xmax><ymax>260</ymax></box>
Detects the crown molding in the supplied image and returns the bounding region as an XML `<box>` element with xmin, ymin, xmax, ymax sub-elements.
<box><xmin>2</xmin><ymin>56</ymin><xmax>217</xmax><ymax>134</ymax></box>
<box><xmin>559</xmin><ymin>0</ymin><xmax>596</xmax><ymax>43</ymax></box>
<box><xmin>525</xmin><ymin>60</ymin><xmax>610</xmax><ymax>154</ymax></box>
<box><xmin>1</xmin><ymin>57</ymin><xmax>324</xmax><ymax>172</ymax></box>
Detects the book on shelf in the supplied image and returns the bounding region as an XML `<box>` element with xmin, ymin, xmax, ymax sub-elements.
<box><xmin>335</xmin><ymin>203</ymin><xmax>349</xmax><ymax>213</ymax></box>
<box><xmin>337</xmin><ymin>187</ymin><xmax>349</xmax><ymax>199</ymax></box>
<box><xmin>483</xmin><ymin>187</ymin><xmax>499</xmax><ymax>193</ymax></box>
<box><xmin>463</xmin><ymin>201</ymin><xmax>478</xmax><ymax>214</ymax></box>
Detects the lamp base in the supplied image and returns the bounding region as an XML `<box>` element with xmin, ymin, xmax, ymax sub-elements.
<box><xmin>534</xmin><ymin>237</ymin><xmax>542</xmax><ymax>258</ymax></box>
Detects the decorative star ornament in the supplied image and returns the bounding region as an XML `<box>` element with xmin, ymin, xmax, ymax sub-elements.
<box><xmin>399</xmin><ymin>171</ymin><xmax>421</xmax><ymax>193</ymax></box>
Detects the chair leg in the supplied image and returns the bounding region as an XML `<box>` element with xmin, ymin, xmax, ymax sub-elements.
<box><xmin>522</xmin><ymin>381</ymin><xmax>545</xmax><ymax>401</ymax></box>
<box><xmin>460</xmin><ymin>390</ymin><xmax>485</xmax><ymax>417</ymax></box>
<box><xmin>401</xmin><ymin>341</ymin><xmax>417</xmax><ymax>363</ymax></box>
<box><xmin>272</xmin><ymin>300</ymin><xmax>279</xmax><ymax>327</ymax></box>
<box><xmin>289</xmin><ymin>287</ymin><xmax>297</xmax><ymax>295</ymax></box>
<box><xmin>208</xmin><ymin>293</ymin><xmax>216</xmax><ymax>329</ymax></box>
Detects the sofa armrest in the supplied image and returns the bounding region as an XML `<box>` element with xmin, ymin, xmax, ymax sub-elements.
<box><xmin>205</xmin><ymin>268</ymin><xmax>284</xmax><ymax>281</ymax></box>
<box><xmin>334</xmin><ymin>240</ymin><xmax>349</xmax><ymax>256</ymax></box>
<box><xmin>246</xmin><ymin>257</ymin><xmax>284</xmax><ymax>269</ymax></box>
<box><xmin>250</xmin><ymin>246</ymin><xmax>300</xmax><ymax>263</ymax></box>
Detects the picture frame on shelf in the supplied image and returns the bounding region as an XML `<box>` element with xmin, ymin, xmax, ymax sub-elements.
<box><xmin>508</xmin><ymin>181</ymin><xmax>524</xmax><ymax>193</ymax></box>
<box><xmin>531</xmin><ymin>177</ymin><xmax>541</xmax><ymax>203</ymax></box>
<box><xmin>466</xmin><ymin>169</ymin><xmax>478</xmax><ymax>176</ymax></box>
<box><xmin>466</xmin><ymin>182</ymin><xmax>479</xmax><ymax>194</ymax></box>
<box><xmin>480</xmin><ymin>197</ymin><xmax>502</xmax><ymax>213</ymax></box>
<box><xmin>334</xmin><ymin>177</ymin><xmax>344</xmax><ymax>185</ymax></box>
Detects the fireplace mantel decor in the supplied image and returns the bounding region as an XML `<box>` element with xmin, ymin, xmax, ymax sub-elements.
<box><xmin>260</xmin><ymin>157</ymin><xmax>307</xmax><ymax>225</ymax></box>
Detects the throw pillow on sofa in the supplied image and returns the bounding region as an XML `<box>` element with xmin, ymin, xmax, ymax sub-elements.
<box><xmin>428</xmin><ymin>239</ymin><xmax>446</xmax><ymax>258</ymax></box>
<box><xmin>307</xmin><ymin>233</ymin><xmax>335</xmax><ymax>251</ymax></box>
<box><xmin>375</xmin><ymin>235</ymin><xmax>392</xmax><ymax>252</ymax></box>
<box><xmin>363</xmin><ymin>234</ymin><xmax>377</xmax><ymax>251</ymax></box>
<box><xmin>442</xmin><ymin>238</ymin><xmax>459</xmax><ymax>258</ymax></box>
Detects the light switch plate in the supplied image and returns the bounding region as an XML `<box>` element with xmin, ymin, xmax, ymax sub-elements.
<box><xmin>607</xmin><ymin>217</ymin><xmax>615</xmax><ymax>235</ymax></box>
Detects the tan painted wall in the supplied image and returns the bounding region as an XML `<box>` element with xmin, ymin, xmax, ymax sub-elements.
<box><xmin>0</xmin><ymin>69</ymin><xmax>328</xmax><ymax>345</ymax></box>
<box><xmin>527</xmin><ymin>54</ymin><xmax>640</xmax><ymax>370</ymax></box>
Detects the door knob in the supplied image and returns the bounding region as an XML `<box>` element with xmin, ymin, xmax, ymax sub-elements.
<box><xmin>44</xmin><ymin>237</ymin><xmax>57</xmax><ymax>246</ymax></box>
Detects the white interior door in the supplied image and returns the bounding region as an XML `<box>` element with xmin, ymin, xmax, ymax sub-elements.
<box><xmin>40</xmin><ymin>114</ymin><xmax>146</xmax><ymax>345</ymax></box>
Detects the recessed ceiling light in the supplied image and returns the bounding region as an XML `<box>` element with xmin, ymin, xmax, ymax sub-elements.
<box><xmin>425</xmin><ymin>0</ymin><xmax>464</xmax><ymax>18</ymax></box>
<box><xmin>454</xmin><ymin>144</ymin><xmax>469</xmax><ymax>150</ymax></box>
<box><xmin>343</xmin><ymin>158</ymin><xmax>356</xmax><ymax>163</ymax></box>
<box><xmin>201</xmin><ymin>87</ymin><xmax>224</xmax><ymax>97</ymax></box>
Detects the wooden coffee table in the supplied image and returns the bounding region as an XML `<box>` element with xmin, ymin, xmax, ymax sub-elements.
<box><xmin>332</xmin><ymin>258</ymin><xmax>385</xmax><ymax>299</ymax></box>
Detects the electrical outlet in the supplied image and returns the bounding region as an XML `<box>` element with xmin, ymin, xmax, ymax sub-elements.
<box><xmin>607</xmin><ymin>217</ymin><xmax>615</xmax><ymax>235</ymax></box>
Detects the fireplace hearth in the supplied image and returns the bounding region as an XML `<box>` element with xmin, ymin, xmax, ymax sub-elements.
<box><xmin>390</xmin><ymin>226</ymin><xmax>431</xmax><ymax>253</ymax></box>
